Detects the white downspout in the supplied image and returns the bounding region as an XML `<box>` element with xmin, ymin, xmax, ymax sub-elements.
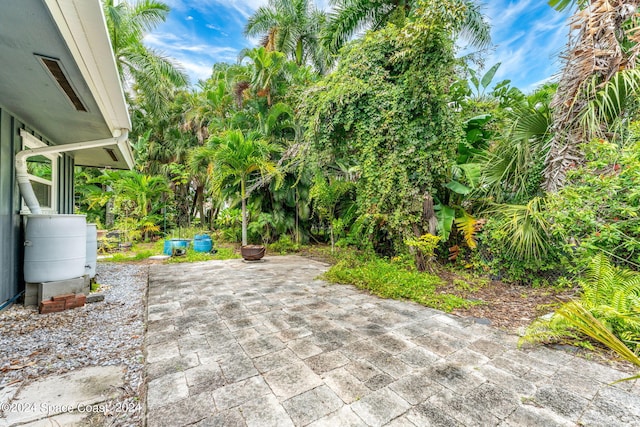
<box><xmin>15</xmin><ymin>129</ymin><xmax>129</xmax><ymax>215</ymax></box>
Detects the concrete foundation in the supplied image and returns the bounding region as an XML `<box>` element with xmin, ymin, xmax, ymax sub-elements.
<box><xmin>24</xmin><ymin>275</ymin><xmax>90</xmax><ymax>306</ymax></box>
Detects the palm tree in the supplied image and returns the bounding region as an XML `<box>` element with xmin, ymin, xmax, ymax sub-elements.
<box><xmin>544</xmin><ymin>0</ymin><xmax>640</xmax><ymax>191</ymax></box>
<box><xmin>239</xmin><ymin>47</ymin><xmax>289</xmax><ymax>107</ymax></box>
<box><xmin>191</xmin><ymin>130</ymin><xmax>282</xmax><ymax>246</ymax></box>
<box><xmin>244</xmin><ymin>0</ymin><xmax>330</xmax><ymax>71</ymax></box>
<box><xmin>103</xmin><ymin>0</ymin><xmax>188</xmax><ymax>115</ymax></box>
<box><xmin>324</xmin><ymin>0</ymin><xmax>491</xmax><ymax>53</ymax></box>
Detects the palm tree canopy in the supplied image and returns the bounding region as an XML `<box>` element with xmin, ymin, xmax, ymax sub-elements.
<box><xmin>205</xmin><ymin>130</ymin><xmax>282</xmax><ymax>199</ymax></box>
<box><xmin>244</xmin><ymin>0</ymin><xmax>330</xmax><ymax>71</ymax></box>
<box><xmin>104</xmin><ymin>0</ymin><xmax>188</xmax><ymax>115</ymax></box>
<box><xmin>324</xmin><ymin>0</ymin><xmax>491</xmax><ymax>53</ymax></box>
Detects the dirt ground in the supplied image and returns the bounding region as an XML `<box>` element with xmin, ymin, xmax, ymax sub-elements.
<box><xmin>441</xmin><ymin>273</ymin><xmax>576</xmax><ymax>332</ymax></box>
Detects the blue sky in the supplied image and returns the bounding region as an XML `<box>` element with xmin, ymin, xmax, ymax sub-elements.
<box><xmin>145</xmin><ymin>0</ymin><xmax>572</xmax><ymax>93</ymax></box>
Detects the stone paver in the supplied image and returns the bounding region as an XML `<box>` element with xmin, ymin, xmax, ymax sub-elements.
<box><xmin>145</xmin><ymin>256</ymin><xmax>640</xmax><ymax>426</ymax></box>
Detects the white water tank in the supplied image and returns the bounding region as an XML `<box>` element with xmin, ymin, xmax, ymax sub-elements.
<box><xmin>85</xmin><ymin>223</ymin><xmax>97</xmax><ymax>279</ymax></box>
<box><xmin>24</xmin><ymin>214</ymin><xmax>87</xmax><ymax>283</ymax></box>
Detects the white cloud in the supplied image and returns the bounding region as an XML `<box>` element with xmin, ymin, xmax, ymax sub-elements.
<box><xmin>176</xmin><ymin>59</ymin><xmax>215</xmax><ymax>83</ymax></box>
<box><xmin>186</xmin><ymin>15</ymin><xmax>194</xmax><ymax>20</ymax></box>
<box><xmin>484</xmin><ymin>0</ymin><xmax>570</xmax><ymax>91</ymax></box>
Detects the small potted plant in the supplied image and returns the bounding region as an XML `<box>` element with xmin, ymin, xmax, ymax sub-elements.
<box><xmin>240</xmin><ymin>244</ymin><xmax>266</xmax><ymax>261</ymax></box>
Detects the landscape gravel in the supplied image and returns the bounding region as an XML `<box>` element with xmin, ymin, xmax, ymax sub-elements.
<box><xmin>0</xmin><ymin>262</ymin><xmax>148</xmax><ymax>426</ymax></box>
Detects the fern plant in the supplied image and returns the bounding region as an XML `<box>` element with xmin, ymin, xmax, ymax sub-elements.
<box><xmin>521</xmin><ymin>253</ymin><xmax>640</xmax><ymax>379</ymax></box>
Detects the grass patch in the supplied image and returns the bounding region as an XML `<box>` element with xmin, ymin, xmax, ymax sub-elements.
<box><xmin>167</xmin><ymin>246</ymin><xmax>240</xmax><ymax>263</ymax></box>
<box><xmin>324</xmin><ymin>256</ymin><xmax>476</xmax><ymax>312</ymax></box>
<box><xmin>213</xmin><ymin>246</ymin><xmax>241</xmax><ymax>260</ymax></box>
<box><xmin>109</xmin><ymin>250</ymin><xmax>154</xmax><ymax>262</ymax></box>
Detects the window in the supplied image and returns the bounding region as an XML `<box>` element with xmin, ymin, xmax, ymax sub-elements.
<box><xmin>20</xmin><ymin>130</ymin><xmax>58</xmax><ymax>214</ymax></box>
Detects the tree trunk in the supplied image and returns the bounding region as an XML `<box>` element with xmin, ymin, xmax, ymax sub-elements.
<box><xmin>105</xmin><ymin>185</ymin><xmax>114</xmax><ymax>227</ymax></box>
<box><xmin>241</xmin><ymin>178</ymin><xmax>247</xmax><ymax>246</ymax></box>
<box><xmin>412</xmin><ymin>223</ymin><xmax>427</xmax><ymax>272</ymax></box>
<box><xmin>241</xmin><ymin>197</ymin><xmax>247</xmax><ymax>246</ymax></box>
<box><xmin>330</xmin><ymin>225</ymin><xmax>335</xmax><ymax>254</ymax></box>
<box><xmin>544</xmin><ymin>0</ymin><xmax>640</xmax><ymax>191</ymax></box>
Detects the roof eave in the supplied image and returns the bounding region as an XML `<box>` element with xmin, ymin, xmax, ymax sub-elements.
<box><xmin>43</xmin><ymin>0</ymin><xmax>134</xmax><ymax>169</ymax></box>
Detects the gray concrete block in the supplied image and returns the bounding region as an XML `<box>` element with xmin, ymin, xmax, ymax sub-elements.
<box><xmin>388</xmin><ymin>369</ymin><xmax>443</xmax><ymax>405</ymax></box>
<box><xmin>322</xmin><ymin>367</ymin><xmax>371</xmax><ymax>404</ymax></box>
<box><xmin>241</xmin><ymin>394</ymin><xmax>294</xmax><ymax>427</ymax></box>
<box><xmin>146</xmin><ymin>390</ymin><xmax>215</xmax><ymax>427</ymax></box>
<box><xmin>35</xmin><ymin>276</ymin><xmax>86</xmax><ymax>302</ymax></box>
<box><xmin>305</xmin><ymin>350</ymin><xmax>350</xmax><ymax>374</ymax></box>
<box><xmin>283</xmin><ymin>385</ymin><xmax>343</xmax><ymax>426</ymax></box>
<box><xmin>307</xmin><ymin>406</ymin><xmax>367</xmax><ymax>427</ymax></box>
<box><xmin>24</xmin><ymin>282</ymin><xmax>39</xmax><ymax>306</ymax></box>
<box><xmin>263</xmin><ymin>361</ymin><xmax>323</xmax><ymax>400</ymax></box>
<box><xmin>86</xmin><ymin>292</ymin><xmax>104</xmax><ymax>303</ymax></box>
<box><xmin>211</xmin><ymin>376</ymin><xmax>271</xmax><ymax>411</ymax></box>
<box><xmin>533</xmin><ymin>385</ymin><xmax>589</xmax><ymax>419</ymax></box>
<box><xmin>406</xmin><ymin>401</ymin><xmax>463</xmax><ymax>427</ymax></box>
<box><xmin>351</xmin><ymin>387</ymin><xmax>411</xmax><ymax>427</ymax></box>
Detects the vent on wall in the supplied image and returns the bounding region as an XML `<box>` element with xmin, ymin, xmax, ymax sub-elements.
<box><xmin>35</xmin><ymin>54</ymin><xmax>88</xmax><ymax>112</ymax></box>
<box><xmin>104</xmin><ymin>148</ymin><xmax>118</xmax><ymax>162</ymax></box>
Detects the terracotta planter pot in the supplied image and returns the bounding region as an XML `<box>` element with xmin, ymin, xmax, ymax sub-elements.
<box><xmin>241</xmin><ymin>245</ymin><xmax>265</xmax><ymax>261</ymax></box>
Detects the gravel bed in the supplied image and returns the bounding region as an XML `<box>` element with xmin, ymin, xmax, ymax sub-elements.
<box><xmin>0</xmin><ymin>262</ymin><xmax>148</xmax><ymax>426</ymax></box>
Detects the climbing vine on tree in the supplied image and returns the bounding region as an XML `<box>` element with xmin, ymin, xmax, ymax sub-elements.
<box><xmin>302</xmin><ymin>0</ymin><xmax>463</xmax><ymax>260</ymax></box>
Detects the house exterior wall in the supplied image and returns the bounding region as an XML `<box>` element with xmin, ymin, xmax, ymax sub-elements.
<box><xmin>0</xmin><ymin>107</ymin><xmax>75</xmax><ymax>304</ymax></box>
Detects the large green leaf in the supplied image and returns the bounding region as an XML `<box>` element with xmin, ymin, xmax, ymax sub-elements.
<box><xmin>481</xmin><ymin>63</ymin><xmax>501</xmax><ymax>90</ymax></box>
<box><xmin>434</xmin><ymin>204</ymin><xmax>456</xmax><ymax>241</ymax></box>
<box><xmin>445</xmin><ymin>180</ymin><xmax>472</xmax><ymax>195</ymax></box>
<box><xmin>458</xmin><ymin>163</ymin><xmax>482</xmax><ymax>188</ymax></box>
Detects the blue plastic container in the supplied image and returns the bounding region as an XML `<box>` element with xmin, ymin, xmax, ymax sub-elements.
<box><xmin>193</xmin><ymin>237</ymin><xmax>213</xmax><ymax>253</ymax></box>
<box><xmin>193</xmin><ymin>234</ymin><xmax>213</xmax><ymax>253</ymax></box>
<box><xmin>163</xmin><ymin>239</ymin><xmax>189</xmax><ymax>255</ymax></box>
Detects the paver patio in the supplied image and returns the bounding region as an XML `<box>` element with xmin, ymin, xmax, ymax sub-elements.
<box><xmin>145</xmin><ymin>255</ymin><xmax>640</xmax><ymax>426</ymax></box>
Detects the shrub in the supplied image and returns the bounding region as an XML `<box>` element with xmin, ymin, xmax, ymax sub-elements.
<box><xmin>268</xmin><ymin>235</ymin><xmax>300</xmax><ymax>254</ymax></box>
<box><xmin>546</xmin><ymin>139</ymin><xmax>640</xmax><ymax>272</ymax></box>
<box><xmin>472</xmin><ymin>213</ymin><xmax>564</xmax><ymax>285</ymax></box>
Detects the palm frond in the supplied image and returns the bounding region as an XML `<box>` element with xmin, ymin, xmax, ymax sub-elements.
<box><xmin>486</xmin><ymin>197</ymin><xmax>551</xmax><ymax>261</ymax></box>
<box><xmin>557</xmin><ymin>301</ymin><xmax>640</xmax><ymax>382</ymax></box>
<box><xmin>459</xmin><ymin>0</ymin><xmax>491</xmax><ymax>49</ymax></box>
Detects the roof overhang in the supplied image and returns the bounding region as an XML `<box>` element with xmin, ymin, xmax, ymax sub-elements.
<box><xmin>0</xmin><ymin>0</ymin><xmax>133</xmax><ymax>170</ymax></box>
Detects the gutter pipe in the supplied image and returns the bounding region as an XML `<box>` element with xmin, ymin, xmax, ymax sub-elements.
<box><xmin>15</xmin><ymin>129</ymin><xmax>129</xmax><ymax>214</ymax></box>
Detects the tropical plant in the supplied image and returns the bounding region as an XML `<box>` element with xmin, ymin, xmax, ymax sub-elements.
<box><xmin>479</xmin><ymin>85</ymin><xmax>555</xmax><ymax>203</ymax></box>
<box><xmin>244</xmin><ymin>0</ymin><xmax>331</xmax><ymax>72</ymax></box>
<box><xmin>309</xmin><ymin>174</ymin><xmax>355</xmax><ymax>252</ymax></box>
<box><xmin>302</xmin><ymin>4</ymin><xmax>463</xmax><ymax>259</ymax></box>
<box><xmin>191</xmin><ymin>130</ymin><xmax>282</xmax><ymax>246</ymax></box>
<box><xmin>522</xmin><ymin>253</ymin><xmax>640</xmax><ymax>380</ymax></box>
<box><xmin>474</xmin><ymin>197</ymin><xmax>562</xmax><ymax>284</ymax></box>
<box><xmin>488</xmin><ymin>197</ymin><xmax>551</xmax><ymax>262</ymax></box>
<box><xmin>239</xmin><ymin>47</ymin><xmax>290</xmax><ymax>107</ymax></box>
<box><xmin>467</xmin><ymin>62</ymin><xmax>501</xmax><ymax>100</ymax></box>
<box><xmin>435</xmin><ymin>114</ymin><xmax>491</xmax><ymax>247</ymax></box>
<box><xmin>545</xmin><ymin>137</ymin><xmax>640</xmax><ymax>271</ymax></box>
<box><xmin>103</xmin><ymin>0</ymin><xmax>188</xmax><ymax>115</ymax></box>
<box><xmin>544</xmin><ymin>0</ymin><xmax>640</xmax><ymax>191</ymax></box>
<box><xmin>405</xmin><ymin>233</ymin><xmax>442</xmax><ymax>271</ymax></box>
<box><xmin>324</xmin><ymin>0</ymin><xmax>491</xmax><ymax>54</ymax></box>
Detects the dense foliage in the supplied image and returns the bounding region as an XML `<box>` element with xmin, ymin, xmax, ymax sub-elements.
<box><xmin>302</xmin><ymin>14</ymin><xmax>461</xmax><ymax>256</ymax></box>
